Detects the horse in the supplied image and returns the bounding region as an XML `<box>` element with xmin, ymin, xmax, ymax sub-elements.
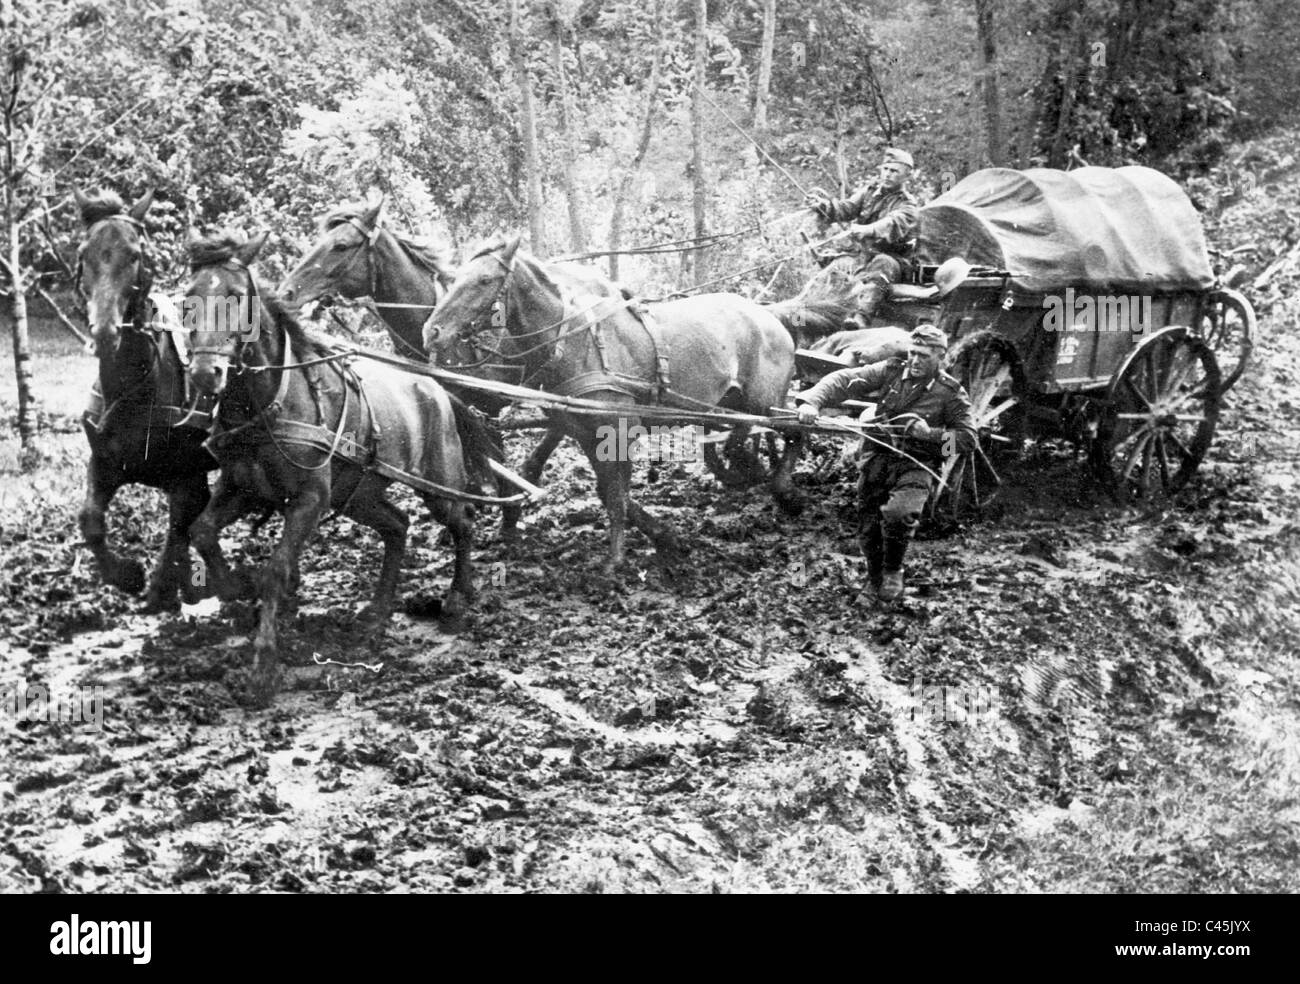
<box><xmin>275</xmin><ymin>199</ymin><xmax>564</xmax><ymax>539</ymax></box>
<box><xmin>423</xmin><ymin>237</ymin><xmax>802</xmax><ymax>572</ymax></box>
<box><xmin>73</xmin><ymin>187</ymin><xmax>227</xmax><ymax>612</ymax></box>
<box><xmin>183</xmin><ymin>232</ymin><xmax>492</xmax><ymax>703</ymax></box>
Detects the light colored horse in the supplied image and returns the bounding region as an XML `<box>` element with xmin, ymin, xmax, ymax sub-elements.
<box><xmin>424</xmin><ymin>238</ymin><xmax>801</xmax><ymax>571</ymax></box>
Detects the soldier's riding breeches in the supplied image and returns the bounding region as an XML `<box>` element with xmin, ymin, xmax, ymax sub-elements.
<box><xmin>859</xmin><ymin>455</ymin><xmax>932</xmax><ymax>535</ymax></box>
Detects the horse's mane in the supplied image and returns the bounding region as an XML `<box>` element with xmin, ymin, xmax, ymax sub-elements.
<box><xmin>187</xmin><ymin>234</ymin><xmax>336</xmax><ymax>360</ymax></box>
<box><xmin>323</xmin><ymin>204</ymin><xmax>455</xmax><ymax>283</ymax></box>
<box><xmin>77</xmin><ymin>190</ymin><xmax>128</xmax><ymax>226</ymax></box>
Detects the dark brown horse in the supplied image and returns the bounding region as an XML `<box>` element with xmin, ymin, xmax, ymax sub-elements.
<box><xmin>275</xmin><ymin>200</ymin><xmax>563</xmax><ymax>539</ymax></box>
<box><xmin>74</xmin><ymin>188</ymin><xmax>225</xmax><ymax>611</ymax></box>
<box><xmin>184</xmin><ymin>233</ymin><xmax>488</xmax><ymax>703</ymax></box>
<box><xmin>424</xmin><ymin>238</ymin><xmax>801</xmax><ymax>572</ymax></box>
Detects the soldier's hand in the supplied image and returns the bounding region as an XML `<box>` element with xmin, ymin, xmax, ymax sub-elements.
<box><xmin>901</xmin><ymin>416</ymin><xmax>934</xmax><ymax>441</ymax></box>
<box><xmin>804</xmin><ymin>193</ymin><xmax>831</xmax><ymax>219</ymax></box>
<box><xmin>850</xmin><ymin>222</ymin><xmax>881</xmax><ymax>239</ymax></box>
<box><xmin>795</xmin><ymin>403</ymin><xmax>819</xmax><ymax>426</ymax></box>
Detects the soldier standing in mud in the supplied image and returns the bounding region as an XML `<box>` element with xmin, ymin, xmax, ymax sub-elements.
<box><xmin>794</xmin><ymin>324</ymin><xmax>977</xmax><ymax>604</ymax></box>
<box><xmin>805</xmin><ymin>147</ymin><xmax>920</xmax><ymax>330</ymax></box>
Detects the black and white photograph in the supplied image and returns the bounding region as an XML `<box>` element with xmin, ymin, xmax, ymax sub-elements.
<box><xmin>0</xmin><ymin>0</ymin><xmax>1294</xmax><ymax>914</ymax></box>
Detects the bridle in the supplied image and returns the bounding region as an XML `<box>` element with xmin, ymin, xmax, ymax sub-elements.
<box><xmin>188</xmin><ymin>256</ymin><xmax>267</xmax><ymax>372</ymax></box>
<box><xmin>190</xmin><ymin>257</ymin><xmax>357</xmax><ymax>473</ymax></box>
<box><xmin>428</xmin><ymin>247</ymin><xmax>633</xmax><ymax>385</ymax></box>
<box><xmin>81</xmin><ymin>213</ymin><xmax>169</xmax><ymax>430</ymax></box>
<box><xmin>79</xmin><ymin>213</ymin><xmax>155</xmax><ymax>336</ymax></box>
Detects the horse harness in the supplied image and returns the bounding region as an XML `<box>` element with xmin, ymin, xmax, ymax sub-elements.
<box><xmin>81</xmin><ymin>214</ymin><xmax>215</xmax><ymax>438</ymax></box>
<box><xmin>197</xmin><ymin>259</ymin><xmax>525</xmax><ymax>507</ymax></box>
<box><xmin>448</xmin><ymin>248</ymin><xmax>682</xmax><ymax>410</ymax></box>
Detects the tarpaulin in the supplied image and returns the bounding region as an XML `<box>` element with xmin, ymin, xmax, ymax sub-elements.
<box><xmin>915</xmin><ymin>166</ymin><xmax>1215</xmax><ymax>293</ymax></box>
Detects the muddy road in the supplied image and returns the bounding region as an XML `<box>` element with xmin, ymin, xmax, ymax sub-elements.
<box><xmin>5</xmin><ymin>156</ymin><xmax>1300</xmax><ymax>894</ymax></box>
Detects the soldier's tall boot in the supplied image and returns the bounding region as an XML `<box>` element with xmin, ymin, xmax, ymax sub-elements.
<box><xmin>846</xmin><ymin>277</ymin><xmax>889</xmax><ymax>331</ymax></box>
<box><xmin>879</xmin><ymin>520</ymin><xmax>917</xmax><ymax>602</ymax></box>
<box><xmin>860</xmin><ymin>519</ymin><xmax>884</xmax><ymax>597</ymax></box>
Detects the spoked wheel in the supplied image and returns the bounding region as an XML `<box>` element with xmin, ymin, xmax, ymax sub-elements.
<box><xmin>703</xmin><ymin>426</ymin><xmax>785</xmax><ymax>487</ymax></box>
<box><xmin>1196</xmin><ymin>287</ymin><xmax>1255</xmax><ymax>392</ymax></box>
<box><xmin>1092</xmin><ymin>326</ymin><xmax>1221</xmax><ymax>502</ymax></box>
<box><xmin>931</xmin><ymin>331</ymin><xmax>1025</xmax><ymax>522</ymax></box>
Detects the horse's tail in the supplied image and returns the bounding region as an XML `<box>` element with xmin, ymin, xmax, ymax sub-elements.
<box><xmin>766</xmin><ymin>298</ymin><xmax>851</xmax><ymax>342</ymax></box>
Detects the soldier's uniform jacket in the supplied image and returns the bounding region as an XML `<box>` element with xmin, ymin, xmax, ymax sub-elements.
<box><xmin>800</xmin><ymin>358</ymin><xmax>978</xmax><ymax>468</ymax></box>
<box><xmin>822</xmin><ymin>185</ymin><xmax>920</xmax><ymax>260</ymax></box>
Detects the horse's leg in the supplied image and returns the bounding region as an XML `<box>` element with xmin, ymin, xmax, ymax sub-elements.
<box><xmin>578</xmin><ymin>431</ymin><xmax>628</xmax><ymax>573</ymax></box>
<box><xmin>489</xmin><ymin>424</ymin><xmax>524</xmax><ymax>543</ymax></box>
<box><xmin>424</xmin><ymin>495</ymin><xmax>475</xmax><ymax>624</ymax></box>
<box><xmin>78</xmin><ymin>456</ymin><xmax>143</xmax><ymax>594</ymax></box>
<box><xmin>521</xmin><ymin>423</ymin><xmax>564</xmax><ymax>486</ymax></box>
<box><xmin>345</xmin><ymin>486</ymin><xmax>408</xmax><ymax>625</ymax></box>
<box><xmin>770</xmin><ymin>431</ymin><xmax>805</xmax><ymax>516</ymax></box>
<box><xmin>251</xmin><ymin>484</ymin><xmax>327</xmax><ymax>703</ymax></box>
<box><xmin>189</xmin><ymin>474</ymin><xmax>258</xmax><ymax>602</ymax></box>
<box><xmin>142</xmin><ymin>473</ymin><xmax>211</xmax><ymax>612</ymax></box>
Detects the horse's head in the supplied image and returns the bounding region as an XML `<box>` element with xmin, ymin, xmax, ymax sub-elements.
<box><xmin>423</xmin><ymin>236</ymin><xmax>521</xmax><ymax>368</ymax></box>
<box><xmin>75</xmin><ymin>187</ymin><xmax>154</xmax><ymax>358</ymax></box>
<box><xmin>278</xmin><ymin>199</ymin><xmax>384</xmax><ymax>308</ymax></box>
<box><xmin>185</xmin><ymin>232</ymin><xmax>270</xmax><ymax>398</ymax></box>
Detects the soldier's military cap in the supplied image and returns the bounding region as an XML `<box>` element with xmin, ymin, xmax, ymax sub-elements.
<box><xmin>882</xmin><ymin>147</ymin><xmax>914</xmax><ymax>168</ymax></box>
<box><xmin>911</xmin><ymin>323</ymin><xmax>948</xmax><ymax>350</ymax></box>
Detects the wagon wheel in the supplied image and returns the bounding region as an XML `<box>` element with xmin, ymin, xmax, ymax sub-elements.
<box><xmin>1196</xmin><ymin>287</ymin><xmax>1255</xmax><ymax>392</ymax></box>
<box><xmin>703</xmin><ymin>426</ymin><xmax>785</xmax><ymax>488</ymax></box>
<box><xmin>930</xmin><ymin>331</ymin><xmax>1025</xmax><ymax>522</ymax></box>
<box><xmin>1092</xmin><ymin>326</ymin><xmax>1221</xmax><ymax>502</ymax></box>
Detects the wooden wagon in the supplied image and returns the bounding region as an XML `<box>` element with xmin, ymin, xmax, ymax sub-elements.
<box><xmin>799</xmin><ymin>165</ymin><xmax>1255</xmax><ymax>513</ymax></box>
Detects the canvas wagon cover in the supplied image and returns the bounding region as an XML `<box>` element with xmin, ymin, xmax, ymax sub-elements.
<box><xmin>915</xmin><ymin>166</ymin><xmax>1214</xmax><ymax>293</ymax></box>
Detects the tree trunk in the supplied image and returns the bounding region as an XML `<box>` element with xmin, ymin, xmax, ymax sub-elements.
<box><xmin>5</xmin><ymin>211</ymin><xmax>37</xmax><ymax>458</ymax></box>
<box><xmin>832</xmin><ymin>98</ymin><xmax>849</xmax><ymax>195</ymax></box>
<box><xmin>608</xmin><ymin>0</ymin><xmax>663</xmax><ymax>281</ymax></box>
<box><xmin>691</xmin><ymin>0</ymin><xmax>709</xmax><ymax>286</ymax></box>
<box><xmin>551</xmin><ymin>20</ymin><xmax>588</xmax><ymax>254</ymax></box>
<box><xmin>753</xmin><ymin>0</ymin><xmax>776</xmax><ymax>131</ymax></box>
<box><xmin>973</xmin><ymin>0</ymin><xmax>1003</xmax><ymax>166</ymax></box>
<box><xmin>509</xmin><ymin>0</ymin><xmax>546</xmax><ymax>252</ymax></box>
<box><xmin>1049</xmin><ymin>17</ymin><xmax>1085</xmax><ymax>168</ymax></box>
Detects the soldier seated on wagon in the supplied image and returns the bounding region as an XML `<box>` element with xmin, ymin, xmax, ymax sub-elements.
<box><xmin>805</xmin><ymin>147</ymin><xmax>920</xmax><ymax>331</ymax></box>
<box><xmin>794</xmin><ymin>324</ymin><xmax>977</xmax><ymax>604</ymax></box>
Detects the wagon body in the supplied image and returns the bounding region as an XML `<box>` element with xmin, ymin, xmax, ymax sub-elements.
<box><xmin>814</xmin><ymin>164</ymin><xmax>1255</xmax><ymax>508</ymax></box>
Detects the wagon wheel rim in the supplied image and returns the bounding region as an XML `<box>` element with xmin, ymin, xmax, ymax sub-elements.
<box><xmin>931</xmin><ymin>333</ymin><xmax>1022</xmax><ymax>522</ymax></box>
<box><xmin>1100</xmin><ymin>327</ymin><xmax>1221</xmax><ymax>502</ymax></box>
<box><xmin>1198</xmin><ymin>287</ymin><xmax>1255</xmax><ymax>392</ymax></box>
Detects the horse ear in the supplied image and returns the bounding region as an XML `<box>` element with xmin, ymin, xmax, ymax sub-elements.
<box><xmin>129</xmin><ymin>187</ymin><xmax>155</xmax><ymax>223</ymax></box>
<box><xmin>502</xmin><ymin>235</ymin><xmax>521</xmax><ymax>265</ymax></box>
<box><xmin>72</xmin><ymin>188</ymin><xmax>92</xmax><ymax>223</ymax></box>
<box><xmin>235</xmin><ymin>231</ymin><xmax>270</xmax><ymax>267</ymax></box>
<box><xmin>361</xmin><ymin>196</ymin><xmax>385</xmax><ymax>231</ymax></box>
